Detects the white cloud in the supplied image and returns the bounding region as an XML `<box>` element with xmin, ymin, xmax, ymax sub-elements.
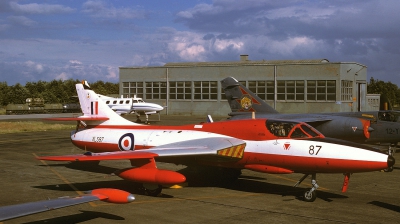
<box><xmin>68</xmin><ymin>60</ymin><xmax>83</xmax><ymax>68</ymax></box>
<box><xmin>176</xmin><ymin>3</ymin><xmax>218</xmax><ymax>18</ymax></box>
<box><xmin>55</xmin><ymin>72</ymin><xmax>69</xmax><ymax>81</ymax></box>
<box><xmin>0</xmin><ymin>23</ymin><xmax>10</xmax><ymax>31</ymax></box>
<box><xmin>106</xmin><ymin>66</ymin><xmax>118</xmax><ymax>79</ymax></box>
<box><xmin>82</xmin><ymin>0</ymin><xmax>146</xmax><ymax>19</ymax></box>
<box><xmin>213</xmin><ymin>39</ymin><xmax>243</xmax><ymax>52</ymax></box>
<box><xmin>7</xmin><ymin>16</ymin><xmax>37</xmax><ymax>27</ymax></box>
<box><xmin>24</xmin><ymin>60</ymin><xmax>44</xmax><ymax>73</ymax></box>
<box><xmin>9</xmin><ymin>2</ymin><xmax>75</xmax><ymax>14</ymax></box>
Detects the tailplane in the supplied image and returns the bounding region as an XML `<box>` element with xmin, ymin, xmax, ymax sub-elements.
<box><xmin>221</xmin><ymin>77</ymin><xmax>278</xmax><ymax>114</ymax></box>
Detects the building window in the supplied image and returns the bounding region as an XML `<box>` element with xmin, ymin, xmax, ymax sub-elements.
<box><xmin>122</xmin><ymin>82</ymin><xmax>143</xmax><ymax>98</ymax></box>
<box><xmin>248</xmin><ymin>81</ymin><xmax>275</xmax><ymax>100</ymax></box>
<box><xmin>194</xmin><ymin>81</ymin><xmax>218</xmax><ymax>100</ymax></box>
<box><xmin>341</xmin><ymin>80</ymin><xmax>353</xmax><ymax>101</ymax></box>
<box><xmin>276</xmin><ymin>80</ymin><xmax>304</xmax><ymax>101</ymax></box>
<box><xmin>146</xmin><ymin>82</ymin><xmax>167</xmax><ymax>99</ymax></box>
<box><xmin>307</xmin><ymin>80</ymin><xmax>336</xmax><ymax>101</ymax></box>
<box><xmin>170</xmin><ymin>81</ymin><xmax>192</xmax><ymax>100</ymax></box>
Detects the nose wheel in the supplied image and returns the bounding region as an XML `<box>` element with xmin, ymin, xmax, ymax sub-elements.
<box><xmin>303</xmin><ymin>189</ymin><xmax>317</xmax><ymax>202</ymax></box>
<box><xmin>294</xmin><ymin>173</ymin><xmax>319</xmax><ymax>202</ymax></box>
<box><xmin>384</xmin><ymin>144</ymin><xmax>396</xmax><ymax>172</ymax></box>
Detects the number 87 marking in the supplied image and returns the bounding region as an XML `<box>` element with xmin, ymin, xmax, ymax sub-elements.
<box><xmin>309</xmin><ymin>145</ymin><xmax>322</xmax><ymax>155</ymax></box>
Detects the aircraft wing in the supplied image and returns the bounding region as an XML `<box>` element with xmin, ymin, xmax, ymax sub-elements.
<box><xmin>44</xmin><ymin>117</ymin><xmax>109</xmax><ymax>121</ymax></box>
<box><xmin>0</xmin><ymin>188</ymin><xmax>134</xmax><ymax>221</ymax></box>
<box><xmin>38</xmin><ymin>137</ymin><xmax>246</xmax><ymax>162</ymax></box>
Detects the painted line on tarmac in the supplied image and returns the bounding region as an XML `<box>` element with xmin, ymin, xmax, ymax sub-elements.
<box><xmin>94</xmin><ymin>192</ymin><xmax>264</xmax><ymax>207</ymax></box>
<box><xmin>33</xmin><ymin>153</ymin><xmax>98</xmax><ymax>207</ymax></box>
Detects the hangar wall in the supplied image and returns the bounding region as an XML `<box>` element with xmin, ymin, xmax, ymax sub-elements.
<box><xmin>119</xmin><ymin>56</ymin><xmax>368</xmax><ymax>116</ymax></box>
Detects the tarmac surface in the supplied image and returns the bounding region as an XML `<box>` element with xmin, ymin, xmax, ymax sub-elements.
<box><xmin>0</xmin><ymin>114</ymin><xmax>399</xmax><ymax>223</ymax></box>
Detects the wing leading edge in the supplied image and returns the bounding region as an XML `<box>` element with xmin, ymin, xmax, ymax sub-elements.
<box><xmin>38</xmin><ymin>137</ymin><xmax>246</xmax><ymax>162</ymax></box>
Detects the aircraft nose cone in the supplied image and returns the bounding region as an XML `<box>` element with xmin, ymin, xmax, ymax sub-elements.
<box><xmin>388</xmin><ymin>155</ymin><xmax>395</xmax><ymax>168</ymax></box>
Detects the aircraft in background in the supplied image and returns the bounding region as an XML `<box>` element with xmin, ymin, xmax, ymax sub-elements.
<box><xmin>221</xmin><ymin>77</ymin><xmax>400</xmax><ymax>159</ymax></box>
<box><xmin>98</xmin><ymin>94</ymin><xmax>164</xmax><ymax>123</ymax></box>
<box><xmin>38</xmin><ymin>80</ymin><xmax>394</xmax><ymax>202</ymax></box>
<box><xmin>0</xmin><ymin>188</ymin><xmax>134</xmax><ymax>221</ymax></box>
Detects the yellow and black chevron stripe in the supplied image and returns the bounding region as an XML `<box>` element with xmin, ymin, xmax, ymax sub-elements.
<box><xmin>217</xmin><ymin>143</ymin><xmax>246</xmax><ymax>159</ymax></box>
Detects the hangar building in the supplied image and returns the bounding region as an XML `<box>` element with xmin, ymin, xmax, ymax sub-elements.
<box><xmin>119</xmin><ymin>55</ymin><xmax>370</xmax><ymax>116</ymax></box>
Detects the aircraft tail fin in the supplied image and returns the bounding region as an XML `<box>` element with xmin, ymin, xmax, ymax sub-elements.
<box><xmin>76</xmin><ymin>81</ymin><xmax>140</xmax><ymax>126</ymax></box>
<box><xmin>220</xmin><ymin>77</ymin><xmax>279</xmax><ymax>114</ymax></box>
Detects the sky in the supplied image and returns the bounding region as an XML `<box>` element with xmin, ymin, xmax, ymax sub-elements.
<box><xmin>1</xmin><ymin>0</ymin><xmax>400</xmax><ymax>86</ymax></box>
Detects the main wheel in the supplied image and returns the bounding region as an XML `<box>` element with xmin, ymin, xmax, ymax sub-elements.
<box><xmin>303</xmin><ymin>190</ymin><xmax>317</xmax><ymax>202</ymax></box>
<box><xmin>384</xmin><ymin>166</ymin><xmax>394</xmax><ymax>172</ymax></box>
<box><xmin>143</xmin><ymin>184</ymin><xmax>162</xmax><ymax>196</ymax></box>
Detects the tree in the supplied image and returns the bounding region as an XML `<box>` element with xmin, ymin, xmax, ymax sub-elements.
<box><xmin>367</xmin><ymin>77</ymin><xmax>400</xmax><ymax>107</ymax></box>
<box><xmin>0</xmin><ymin>82</ymin><xmax>9</xmax><ymax>106</ymax></box>
<box><xmin>6</xmin><ymin>83</ymin><xmax>30</xmax><ymax>104</ymax></box>
<box><xmin>2</xmin><ymin>79</ymin><xmax>119</xmax><ymax>105</ymax></box>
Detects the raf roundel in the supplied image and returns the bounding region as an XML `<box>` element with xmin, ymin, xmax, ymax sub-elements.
<box><xmin>118</xmin><ymin>133</ymin><xmax>135</xmax><ymax>151</ymax></box>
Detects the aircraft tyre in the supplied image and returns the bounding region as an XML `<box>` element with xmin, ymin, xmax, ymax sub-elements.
<box><xmin>384</xmin><ymin>146</ymin><xmax>395</xmax><ymax>172</ymax></box>
<box><xmin>303</xmin><ymin>190</ymin><xmax>317</xmax><ymax>202</ymax></box>
<box><xmin>384</xmin><ymin>166</ymin><xmax>393</xmax><ymax>172</ymax></box>
<box><xmin>143</xmin><ymin>184</ymin><xmax>162</xmax><ymax>196</ymax></box>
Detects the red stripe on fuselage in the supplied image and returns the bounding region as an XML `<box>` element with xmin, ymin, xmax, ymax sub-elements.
<box><xmin>239</xmin><ymin>152</ymin><xmax>387</xmax><ymax>173</ymax></box>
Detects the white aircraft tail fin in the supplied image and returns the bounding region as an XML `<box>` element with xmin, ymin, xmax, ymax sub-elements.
<box><xmin>76</xmin><ymin>81</ymin><xmax>140</xmax><ymax>126</ymax></box>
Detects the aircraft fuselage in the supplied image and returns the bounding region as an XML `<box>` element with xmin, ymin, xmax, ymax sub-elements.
<box><xmin>71</xmin><ymin>119</ymin><xmax>392</xmax><ymax>173</ymax></box>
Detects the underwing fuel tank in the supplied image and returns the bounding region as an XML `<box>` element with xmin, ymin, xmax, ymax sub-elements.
<box><xmin>115</xmin><ymin>167</ymin><xmax>186</xmax><ymax>185</ymax></box>
<box><xmin>312</xmin><ymin>117</ymin><xmax>371</xmax><ymax>141</ymax></box>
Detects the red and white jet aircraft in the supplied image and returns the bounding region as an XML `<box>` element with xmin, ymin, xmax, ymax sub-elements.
<box><xmin>39</xmin><ymin>81</ymin><xmax>395</xmax><ymax>202</ymax></box>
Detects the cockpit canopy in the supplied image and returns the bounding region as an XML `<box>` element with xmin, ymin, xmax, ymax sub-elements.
<box><xmin>378</xmin><ymin>111</ymin><xmax>400</xmax><ymax>122</ymax></box>
<box><xmin>266</xmin><ymin>120</ymin><xmax>322</xmax><ymax>139</ymax></box>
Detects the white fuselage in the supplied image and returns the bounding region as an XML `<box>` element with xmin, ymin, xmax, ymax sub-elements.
<box><xmin>98</xmin><ymin>95</ymin><xmax>163</xmax><ymax>115</ymax></box>
<box><xmin>71</xmin><ymin>123</ymin><xmax>390</xmax><ymax>173</ymax></box>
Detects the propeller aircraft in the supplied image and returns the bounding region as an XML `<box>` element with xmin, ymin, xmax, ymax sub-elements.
<box><xmin>98</xmin><ymin>94</ymin><xmax>164</xmax><ymax>123</ymax></box>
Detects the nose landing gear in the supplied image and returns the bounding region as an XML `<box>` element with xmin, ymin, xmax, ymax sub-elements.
<box><xmin>294</xmin><ymin>173</ymin><xmax>318</xmax><ymax>202</ymax></box>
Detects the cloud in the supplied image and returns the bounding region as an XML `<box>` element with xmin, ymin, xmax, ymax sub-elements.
<box><xmin>1</xmin><ymin>0</ymin><xmax>400</xmax><ymax>87</ymax></box>
<box><xmin>82</xmin><ymin>0</ymin><xmax>147</xmax><ymax>19</ymax></box>
<box><xmin>55</xmin><ymin>72</ymin><xmax>69</xmax><ymax>81</ymax></box>
<box><xmin>7</xmin><ymin>16</ymin><xmax>37</xmax><ymax>27</ymax></box>
<box><xmin>9</xmin><ymin>2</ymin><xmax>75</xmax><ymax>14</ymax></box>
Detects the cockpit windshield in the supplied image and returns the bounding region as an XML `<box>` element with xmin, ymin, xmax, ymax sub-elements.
<box><xmin>266</xmin><ymin>120</ymin><xmax>321</xmax><ymax>139</ymax></box>
<box><xmin>378</xmin><ymin>111</ymin><xmax>400</xmax><ymax>122</ymax></box>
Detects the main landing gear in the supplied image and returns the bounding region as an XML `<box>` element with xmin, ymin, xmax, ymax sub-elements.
<box><xmin>294</xmin><ymin>173</ymin><xmax>318</xmax><ymax>202</ymax></box>
<box><xmin>384</xmin><ymin>143</ymin><xmax>396</xmax><ymax>172</ymax></box>
<box><xmin>142</xmin><ymin>184</ymin><xmax>163</xmax><ymax>196</ymax></box>
<box><xmin>135</xmin><ymin>114</ymin><xmax>150</xmax><ymax>124</ymax></box>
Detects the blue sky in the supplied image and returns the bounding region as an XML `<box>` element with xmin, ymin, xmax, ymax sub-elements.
<box><xmin>1</xmin><ymin>0</ymin><xmax>400</xmax><ymax>86</ymax></box>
